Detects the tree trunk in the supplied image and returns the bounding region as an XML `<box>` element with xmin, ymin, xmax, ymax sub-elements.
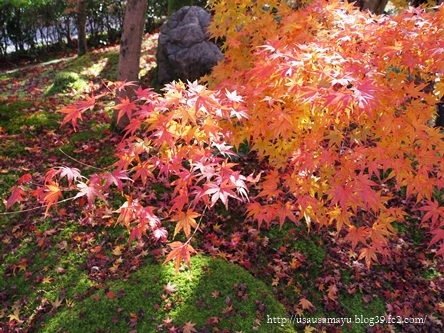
<box><xmin>77</xmin><ymin>0</ymin><xmax>87</xmax><ymax>56</ymax></box>
<box><xmin>360</xmin><ymin>0</ymin><xmax>388</xmax><ymax>14</ymax></box>
<box><xmin>168</xmin><ymin>0</ymin><xmax>193</xmax><ymax>17</ymax></box>
<box><xmin>112</xmin><ymin>0</ymin><xmax>148</xmax><ymax>130</ymax></box>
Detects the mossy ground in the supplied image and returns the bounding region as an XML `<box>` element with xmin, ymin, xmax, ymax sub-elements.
<box><xmin>0</xmin><ymin>100</ymin><xmax>60</xmax><ymax>135</ymax></box>
<box><xmin>259</xmin><ymin>223</ymin><xmax>386</xmax><ymax>333</ymax></box>
<box><xmin>39</xmin><ymin>255</ymin><xmax>295</xmax><ymax>333</ymax></box>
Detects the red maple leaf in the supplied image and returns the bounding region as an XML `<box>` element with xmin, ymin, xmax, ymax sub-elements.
<box><xmin>74</xmin><ymin>180</ymin><xmax>106</xmax><ymax>208</ymax></box>
<box><xmin>75</xmin><ymin>94</ymin><xmax>95</xmax><ymax>112</ymax></box>
<box><xmin>106</xmin><ymin>291</ymin><xmax>116</xmax><ymax>299</ymax></box>
<box><xmin>329</xmin><ymin>183</ymin><xmax>354</xmax><ymax>213</ymax></box>
<box><xmin>112</xmin><ymin>80</ymin><xmax>137</xmax><ymax>92</ymax></box>
<box><xmin>115</xmin><ymin>196</ymin><xmax>137</xmax><ymax>229</ymax></box>
<box><xmin>58</xmin><ymin>167</ymin><xmax>83</xmax><ymax>185</ymax></box>
<box><xmin>103</xmin><ymin>170</ymin><xmax>130</xmax><ymax>191</ymax></box>
<box><xmin>429</xmin><ymin>227</ymin><xmax>444</xmax><ymax>249</ymax></box>
<box><xmin>204</xmin><ymin>182</ymin><xmax>237</xmax><ymax>209</ymax></box>
<box><xmin>418</xmin><ymin>199</ymin><xmax>444</xmax><ymax>229</ymax></box>
<box><xmin>182</xmin><ymin>321</ymin><xmax>198</xmax><ymax>333</ymax></box>
<box><xmin>153</xmin><ymin>227</ymin><xmax>168</xmax><ymax>242</ymax></box>
<box><xmin>17</xmin><ymin>173</ymin><xmax>32</xmax><ymax>185</ymax></box>
<box><xmin>132</xmin><ymin>161</ymin><xmax>154</xmax><ymax>186</ymax></box>
<box><xmin>124</xmin><ymin>118</ymin><xmax>142</xmax><ymax>137</ymax></box>
<box><xmin>6</xmin><ymin>186</ymin><xmax>26</xmax><ymax>209</ymax></box>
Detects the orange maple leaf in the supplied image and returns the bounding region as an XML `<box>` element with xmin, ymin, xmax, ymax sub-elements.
<box><xmin>59</xmin><ymin>104</ymin><xmax>82</xmax><ymax>130</ymax></box>
<box><xmin>344</xmin><ymin>226</ymin><xmax>370</xmax><ymax>251</ymax></box>
<box><xmin>358</xmin><ymin>246</ymin><xmax>379</xmax><ymax>268</ymax></box>
<box><xmin>327</xmin><ymin>284</ymin><xmax>338</xmax><ymax>300</ymax></box>
<box><xmin>299</xmin><ymin>297</ymin><xmax>314</xmax><ymax>310</ymax></box>
<box><xmin>43</xmin><ymin>183</ymin><xmax>63</xmax><ymax>214</ymax></box>
<box><xmin>17</xmin><ymin>258</ymin><xmax>28</xmax><ymax>272</ymax></box>
<box><xmin>75</xmin><ymin>94</ymin><xmax>96</xmax><ymax>112</ymax></box>
<box><xmin>171</xmin><ymin>210</ymin><xmax>200</xmax><ymax>238</ymax></box>
<box><xmin>164</xmin><ymin>241</ymin><xmax>195</xmax><ymax>273</ymax></box>
<box><xmin>115</xmin><ymin>97</ymin><xmax>137</xmax><ymax>123</ymax></box>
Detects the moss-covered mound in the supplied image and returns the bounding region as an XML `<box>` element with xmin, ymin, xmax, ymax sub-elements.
<box><xmin>39</xmin><ymin>255</ymin><xmax>295</xmax><ymax>333</ymax></box>
<box><xmin>45</xmin><ymin>71</ymin><xmax>88</xmax><ymax>95</ymax></box>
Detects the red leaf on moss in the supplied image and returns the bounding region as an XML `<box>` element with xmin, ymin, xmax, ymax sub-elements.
<box><xmin>183</xmin><ymin>321</ymin><xmax>197</xmax><ymax>333</ymax></box>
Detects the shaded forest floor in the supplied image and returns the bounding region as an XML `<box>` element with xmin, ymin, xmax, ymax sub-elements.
<box><xmin>0</xmin><ymin>31</ymin><xmax>443</xmax><ymax>333</ymax></box>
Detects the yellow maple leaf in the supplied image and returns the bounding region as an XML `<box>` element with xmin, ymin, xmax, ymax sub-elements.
<box><xmin>112</xmin><ymin>245</ymin><xmax>124</xmax><ymax>256</ymax></box>
<box><xmin>304</xmin><ymin>325</ymin><xmax>316</xmax><ymax>333</ymax></box>
<box><xmin>8</xmin><ymin>308</ymin><xmax>22</xmax><ymax>323</ymax></box>
<box><xmin>434</xmin><ymin>79</ymin><xmax>444</xmax><ymax>100</ymax></box>
<box><xmin>42</xmin><ymin>276</ymin><xmax>53</xmax><ymax>284</ymax></box>
<box><xmin>51</xmin><ymin>296</ymin><xmax>63</xmax><ymax>309</ymax></box>
<box><xmin>17</xmin><ymin>258</ymin><xmax>27</xmax><ymax>272</ymax></box>
<box><xmin>66</xmin><ymin>299</ymin><xmax>75</xmax><ymax>308</ymax></box>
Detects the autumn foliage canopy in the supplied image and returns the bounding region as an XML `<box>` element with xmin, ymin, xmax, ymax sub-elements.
<box><xmin>7</xmin><ymin>0</ymin><xmax>444</xmax><ymax>270</ymax></box>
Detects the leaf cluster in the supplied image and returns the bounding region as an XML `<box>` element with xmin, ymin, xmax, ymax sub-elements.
<box><xmin>206</xmin><ymin>0</ymin><xmax>444</xmax><ymax>266</ymax></box>
<box><xmin>6</xmin><ymin>0</ymin><xmax>444</xmax><ymax>273</ymax></box>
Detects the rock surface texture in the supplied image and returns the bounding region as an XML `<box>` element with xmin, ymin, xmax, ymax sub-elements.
<box><xmin>157</xmin><ymin>6</ymin><xmax>223</xmax><ymax>85</ymax></box>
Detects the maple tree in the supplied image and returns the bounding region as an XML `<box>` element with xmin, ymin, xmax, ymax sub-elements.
<box><xmin>5</xmin><ymin>0</ymin><xmax>444</xmax><ymax>275</ymax></box>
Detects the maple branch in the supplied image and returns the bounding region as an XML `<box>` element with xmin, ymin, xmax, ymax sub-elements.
<box><xmin>184</xmin><ymin>206</ymin><xmax>206</xmax><ymax>246</ymax></box>
<box><xmin>0</xmin><ymin>197</ymin><xmax>76</xmax><ymax>215</ymax></box>
<box><xmin>101</xmin><ymin>79</ymin><xmax>117</xmax><ymax>96</ymax></box>
<box><xmin>170</xmin><ymin>207</ymin><xmax>206</xmax><ymax>250</ymax></box>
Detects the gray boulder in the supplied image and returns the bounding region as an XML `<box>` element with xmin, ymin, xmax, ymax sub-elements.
<box><xmin>157</xmin><ymin>6</ymin><xmax>223</xmax><ymax>85</ymax></box>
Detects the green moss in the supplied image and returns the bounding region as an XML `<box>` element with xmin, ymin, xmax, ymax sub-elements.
<box><xmin>268</xmin><ymin>223</ymin><xmax>326</xmax><ymax>273</ymax></box>
<box><xmin>54</xmin><ymin>126</ymin><xmax>115</xmax><ymax>169</ymax></box>
<box><xmin>95</xmin><ymin>146</ymin><xmax>117</xmax><ymax>167</ymax></box>
<box><xmin>341</xmin><ymin>270</ymin><xmax>352</xmax><ymax>285</ymax></box>
<box><xmin>0</xmin><ymin>140</ymin><xmax>27</xmax><ymax>158</ymax></box>
<box><xmin>168</xmin><ymin>0</ymin><xmax>193</xmax><ymax>16</ymax></box>
<box><xmin>393</xmin><ymin>218</ymin><xmax>425</xmax><ymax>247</ymax></box>
<box><xmin>45</xmin><ymin>71</ymin><xmax>88</xmax><ymax>95</ymax></box>
<box><xmin>421</xmin><ymin>266</ymin><xmax>442</xmax><ymax>279</ymax></box>
<box><xmin>338</xmin><ymin>293</ymin><xmax>385</xmax><ymax>333</ymax></box>
<box><xmin>0</xmin><ymin>100</ymin><xmax>60</xmax><ymax>134</ymax></box>
<box><xmin>38</xmin><ymin>255</ymin><xmax>295</xmax><ymax>333</ymax></box>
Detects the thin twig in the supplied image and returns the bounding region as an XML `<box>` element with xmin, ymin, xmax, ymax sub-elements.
<box><xmin>0</xmin><ymin>197</ymin><xmax>76</xmax><ymax>215</ymax></box>
<box><xmin>58</xmin><ymin>148</ymin><xmax>106</xmax><ymax>171</ymax></box>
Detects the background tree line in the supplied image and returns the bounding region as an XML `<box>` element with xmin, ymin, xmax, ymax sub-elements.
<box><xmin>0</xmin><ymin>0</ymin><xmax>206</xmax><ymax>58</ymax></box>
